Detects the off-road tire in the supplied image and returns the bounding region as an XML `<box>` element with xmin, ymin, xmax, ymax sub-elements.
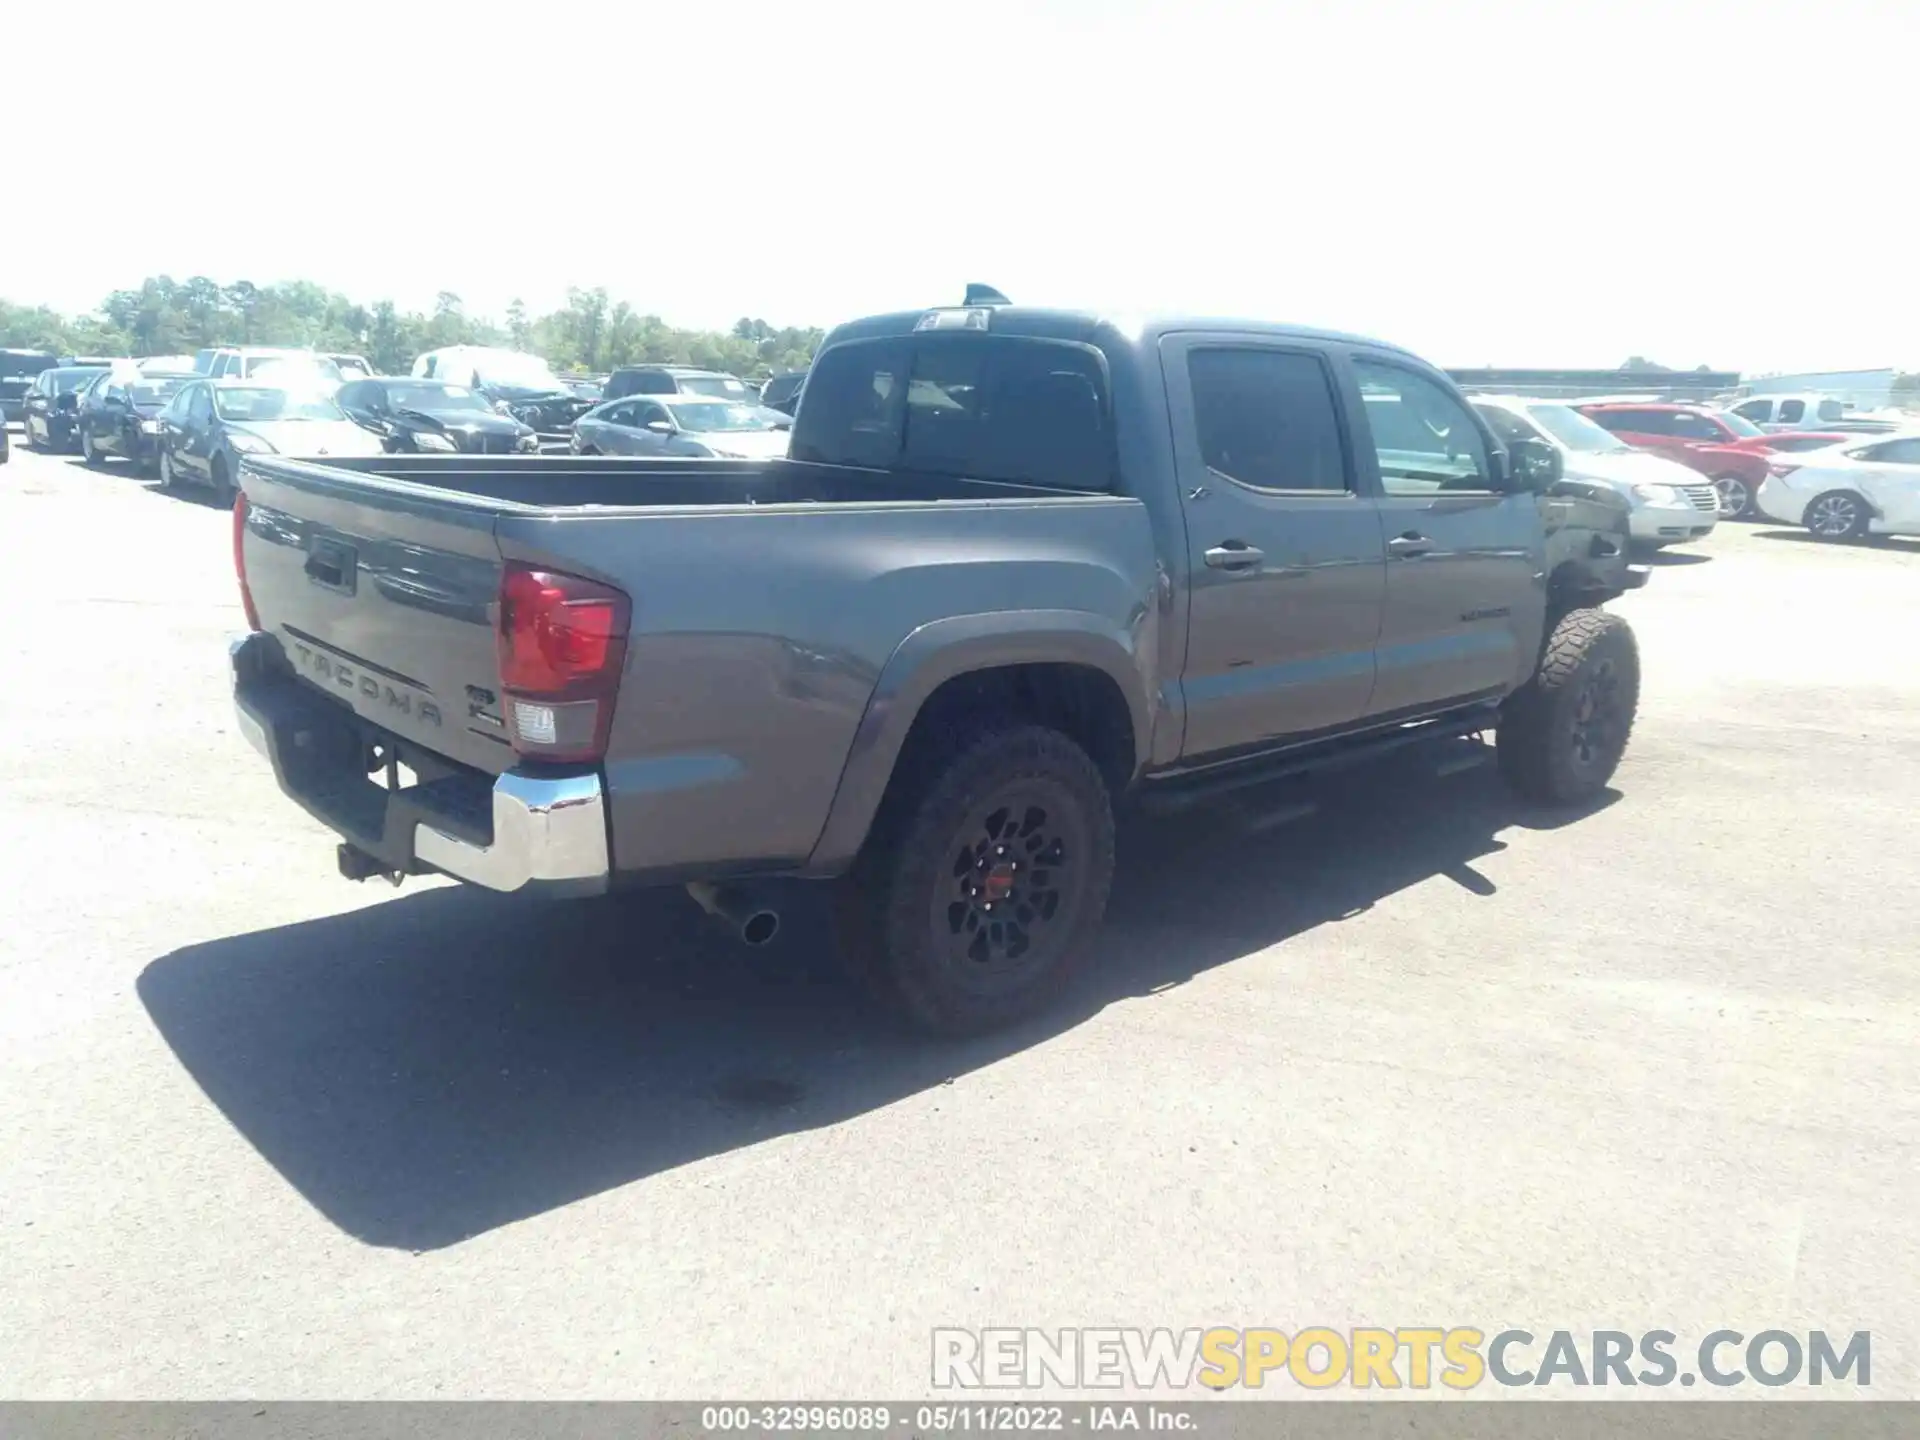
<box><xmin>1497</xmin><ymin>608</ymin><xmax>1640</xmax><ymax>805</ymax></box>
<box><xmin>834</xmin><ymin>724</ymin><xmax>1116</xmax><ymax>1036</ymax></box>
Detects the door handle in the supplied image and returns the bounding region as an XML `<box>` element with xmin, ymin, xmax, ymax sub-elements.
<box><xmin>1388</xmin><ymin>532</ymin><xmax>1434</xmax><ymax>558</ymax></box>
<box><xmin>1204</xmin><ymin>542</ymin><xmax>1265</xmax><ymax>572</ymax></box>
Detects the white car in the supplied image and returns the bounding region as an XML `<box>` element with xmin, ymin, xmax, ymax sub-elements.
<box><xmin>1470</xmin><ymin>396</ymin><xmax>1719</xmax><ymax>548</ymax></box>
<box><xmin>1754</xmin><ymin>433</ymin><xmax>1920</xmax><ymax>540</ymax></box>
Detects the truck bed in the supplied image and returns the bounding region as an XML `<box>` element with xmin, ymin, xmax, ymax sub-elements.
<box><xmin>234</xmin><ymin>452</ymin><xmax>1160</xmax><ymax>884</ymax></box>
<box><xmin>246</xmin><ymin>453</ymin><xmax>1106</xmax><ymax>510</ymax></box>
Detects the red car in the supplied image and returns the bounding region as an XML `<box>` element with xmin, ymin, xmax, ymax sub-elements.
<box><xmin>1576</xmin><ymin>402</ymin><xmax>1779</xmax><ymax>519</ymax></box>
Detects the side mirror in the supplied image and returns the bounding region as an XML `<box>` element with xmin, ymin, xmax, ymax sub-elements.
<box><xmin>644</xmin><ymin>419</ymin><xmax>674</xmax><ymax>435</ymax></box>
<box><xmin>1506</xmin><ymin>437</ymin><xmax>1563</xmax><ymax>492</ymax></box>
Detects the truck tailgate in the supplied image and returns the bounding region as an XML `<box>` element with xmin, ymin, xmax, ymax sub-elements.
<box><xmin>239</xmin><ymin>459</ymin><xmax>514</xmax><ymax>775</ymax></box>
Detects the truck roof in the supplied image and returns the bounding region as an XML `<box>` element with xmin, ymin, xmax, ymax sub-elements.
<box><xmin>821</xmin><ymin>304</ymin><xmax>1419</xmax><ymax>361</ymax></box>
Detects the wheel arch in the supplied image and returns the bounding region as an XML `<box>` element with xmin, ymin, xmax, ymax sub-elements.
<box><xmin>806</xmin><ymin>612</ymin><xmax>1153</xmax><ymax>874</ymax></box>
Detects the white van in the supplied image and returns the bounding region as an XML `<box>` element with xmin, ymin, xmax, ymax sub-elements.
<box><xmin>410</xmin><ymin>346</ymin><xmax>569</xmax><ymax>397</ymax></box>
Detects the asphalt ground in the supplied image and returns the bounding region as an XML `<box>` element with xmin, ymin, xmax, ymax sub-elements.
<box><xmin>2</xmin><ymin>437</ymin><xmax>1916</xmax><ymax>1399</ymax></box>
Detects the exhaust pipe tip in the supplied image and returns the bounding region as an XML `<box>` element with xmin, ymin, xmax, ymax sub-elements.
<box><xmin>687</xmin><ymin>882</ymin><xmax>781</xmax><ymax>947</ymax></box>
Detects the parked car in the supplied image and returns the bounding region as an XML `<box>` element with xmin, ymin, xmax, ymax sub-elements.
<box><xmin>410</xmin><ymin>346</ymin><xmax>593</xmax><ymax>433</ymax></box>
<box><xmin>1741</xmin><ymin>430</ymin><xmax>1858</xmax><ymax>455</ymax></box>
<box><xmin>1727</xmin><ymin>393</ymin><xmax>1901</xmax><ymax>434</ymax></box>
<box><xmin>193</xmin><ymin>347</ymin><xmax>344</xmax><ymax>385</ymax></box>
<box><xmin>324</xmin><ymin>353</ymin><xmax>375</xmax><ymax>381</ymax></box>
<box><xmin>569</xmin><ymin>396</ymin><xmax>792</xmax><ymax>458</ymax></box>
<box><xmin>1</xmin><ymin>348</ymin><xmax>58</xmax><ymax>424</ymax></box>
<box><xmin>227</xmin><ymin>295</ymin><xmax>1646</xmax><ymax>1036</ymax></box>
<box><xmin>155</xmin><ymin>379</ymin><xmax>385</xmax><ymax>504</ymax></box>
<box><xmin>1576</xmin><ymin>401</ymin><xmax>1775</xmax><ymax>520</ymax></box>
<box><xmin>19</xmin><ymin>366</ymin><xmax>109</xmax><ymax>451</ymax></box>
<box><xmin>1471</xmin><ymin>396</ymin><xmax>1717</xmax><ymax>549</ymax></box>
<box><xmin>602</xmin><ymin>364</ymin><xmax>757</xmax><ymax>403</ymax></box>
<box><xmin>759</xmin><ymin>370</ymin><xmax>807</xmax><ymax>415</ymax></box>
<box><xmin>1755</xmin><ymin>432</ymin><xmax>1920</xmax><ymax>540</ymax></box>
<box><xmin>137</xmin><ymin>354</ymin><xmax>199</xmax><ymax>374</ymax></box>
<box><xmin>76</xmin><ymin>369</ymin><xmax>194</xmax><ymax>471</ymax></box>
<box><xmin>561</xmin><ymin>374</ymin><xmax>606</xmax><ymax>403</ymax></box>
<box><xmin>336</xmin><ymin>377</ymin><xmax>540</xmax><ymax>454</ymax></box>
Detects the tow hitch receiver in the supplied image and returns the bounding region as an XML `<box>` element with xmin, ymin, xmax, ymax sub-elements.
<box><xmin>337</xmin><ymin>842</ymin><xmax>405</xmax><ymax>888</ymax></box>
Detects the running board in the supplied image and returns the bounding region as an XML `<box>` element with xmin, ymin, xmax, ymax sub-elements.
<box><xmin>1137</xmin><ymin>705</ymin><xmax>1500</xmax><ymax>816</ymax></box>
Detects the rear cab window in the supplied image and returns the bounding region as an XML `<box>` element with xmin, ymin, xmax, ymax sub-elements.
<box><xmin>791</xmin><ymin>335</ymin><xmax>1114</xmax><ymax>491</ymax></box>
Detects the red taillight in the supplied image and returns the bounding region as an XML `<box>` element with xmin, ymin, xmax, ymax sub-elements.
<box><xmin>232</xmin><ymin>492</ymin><xmax>262</xmax><ymax>632</ymax></box>
<box><xmin>495</xmin><ymin>563</ymin><xmax>630</xmax><ymax>763</ymax></box>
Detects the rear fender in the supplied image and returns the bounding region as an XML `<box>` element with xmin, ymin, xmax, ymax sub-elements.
<box><xmin>805</xmin><ymin>610</ymin><xmax>1154</xmax><ymax>873</ymax></box>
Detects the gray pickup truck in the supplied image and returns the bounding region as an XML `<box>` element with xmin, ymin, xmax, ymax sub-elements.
<box><xmin>230</xmin><ymin>296</ymin><xmax>1648</xmax><ymax>1033</ymax></box>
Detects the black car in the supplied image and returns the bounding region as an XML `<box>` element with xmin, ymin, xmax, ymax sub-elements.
<box><xmin>759</xmin><ymin>370</ymin><xmax>807</xmax><ymax>415</ymax></box>
<box><xmin>76</xmin><ymin>370</ymin><xmax>194</xmax><ymax>471</ymax></box>
<box><xmin>20</xmin><ymin>366</ymin><xmax>109</xmax><ymax>451</ymax></box>
<box><xmin>603</xmin><ymin>364</ymin><xmax>757</xmax><ymax>403</ymax></box>
<box><xmin>1</xmin><ymin>348</ymin><xmax>58</xmax><ymax>424</ymax></box>
<box><xmin>337</xmin><ymin>377</ymin><xmax>540</xmax><ymax>454</ymax></box>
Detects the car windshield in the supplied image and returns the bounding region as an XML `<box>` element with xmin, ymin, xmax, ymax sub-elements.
<box><xmin>677</xmin><ymin>374</ymin><xmax>754</xmax><ymax>400</ymax></box>
<box><xmin>387</xmin><ymin>382</ymin><xmax>491</xmax><ymax>413</ymax></box>
<box><xmin>131</xmin><ymin>379</ymin><xmax>188</xmax><ymax>406</ymax></box>
<box><xmin>664</xmin><ymin>400</ymin><xmax>785</xmax><ymax>433</ymax></box>
<box><xmin>214</xmin><ymin>387</ymin><xmax>344</xmax><ymax>422</ymax></box>
<box><xmin>1524</xmin><ymin>403</ymin><xmax>1633</xmax><ymax>453</ymax></box>
<box><xmin>1</xmin><ymin>352</ymin><xmax>56</xmax><ymax>379</ymax></box>
<box><xmin>481</xmin><ymin>354</ymin><xmax>567</xmax><ymax>392</ymax></box>
<box><xmin>52</xmin><ymin>368</ymin><xmax>107</xmax><ymax>393</ymax></box>
<box><xmin>248</xmin><ymin>356</ymin><xmax>343</xmax><ymax>383</ymax></box>
<box><xmin>1719</xmin><ymin>409</ymin><xmax>1766</xmax><ymax>437</ymax></box>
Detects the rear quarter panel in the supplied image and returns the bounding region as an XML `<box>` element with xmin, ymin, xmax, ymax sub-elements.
<box><xmin>494</xmin><ymin>496</ymin><xmax>1162</xmax><ymax>881</ymax></box>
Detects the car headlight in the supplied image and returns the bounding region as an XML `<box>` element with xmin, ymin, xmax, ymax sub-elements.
<box><xmin>412</xmin><ymin>431</ymin><xmax>458</xmax><ymax>452</ymax></box>
<box><xmin>1630</xmin><ymin>482</ymin><xmax>1680</xmax><ymax>506</ymax></box>
<box><xmin>227</xmin><ymin>433</ymin><xmax>274</xmax><ymax>454</ymax></box>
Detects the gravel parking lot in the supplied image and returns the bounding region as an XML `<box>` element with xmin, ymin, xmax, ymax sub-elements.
<box><xmin>4</xmin><ymin>439</ymin><xmax>1918</xmax><ymax>1398</ymax></box>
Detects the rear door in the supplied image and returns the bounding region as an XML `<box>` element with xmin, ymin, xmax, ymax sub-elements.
<box><xmin>1161</xmin><ymin>335</ymin><xmax>1386</xmax><ymax>757</ymax></box>
<box><xmin>1849</xmin><ymin>437</ymin><xmax>1920</xmax><ymax>528</ymax></box>
<box><xmin>1345</xmin><ymin>356</ymin><xmax>1540</xmax><ymax>717</ymax></box>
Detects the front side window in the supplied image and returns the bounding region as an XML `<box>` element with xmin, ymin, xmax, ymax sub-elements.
<box><xmin>1188</xmin><ymin>348</ymin><xmax>1349</xmax><ymax>492</ymax></box>
<box><xmin>1352</xmin><ymin>360</ymin><xmax>1490</xmax><ymax>494</ymax></box>
<box><xmin>635</xmin><ymin>402</ymin><xmax>670</xmax><ymax>427</ymax></box>
<box><xmin>1666</xmin><ymin>410</ymin><xmax>1725</xmax><ymax>441</ymax></box>
<box><xmin>1732</xmin><ymin>399</ymin><xmax>1771</xmax><ymax>422</ymax></box>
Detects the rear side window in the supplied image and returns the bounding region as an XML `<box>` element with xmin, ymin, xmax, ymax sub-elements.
<box><xmin>1187</xmin><ymin>348</ymin><xmax>1349</xmax><ymax>492</ymax></box>
<box><xmin>792</xmin><ymin>336</ymin><xmax>1112</xmax><ymax>490</ymax></box>
<box><xmin>1777</xmin><ymin>398</ymin><xmax>1806</xmax><ymax>424</ymax></box>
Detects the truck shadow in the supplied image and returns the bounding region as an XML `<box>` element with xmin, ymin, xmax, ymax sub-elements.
<box><xmin>138</xmin><ymin>742</ymin><xmax>1613</xmax><ymax>1251</ymax></box>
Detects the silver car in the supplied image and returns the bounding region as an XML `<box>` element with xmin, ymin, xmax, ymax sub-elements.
<box><xmin>570</xmin><ymin>396</ymin><xmax>792</xmax><ymax>460</ymax></box>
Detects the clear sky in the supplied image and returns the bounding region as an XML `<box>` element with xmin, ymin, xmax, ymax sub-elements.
<box><xmin>10</xmin><ymin>0</ymin><xmax>1914</xmax><ymax>374</ymax></box>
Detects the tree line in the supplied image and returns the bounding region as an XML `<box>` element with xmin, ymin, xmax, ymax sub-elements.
<box><xmin>0</xmin><ymin>277</ymin><xmax>825</xmax><ymax>379</ymax></box>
